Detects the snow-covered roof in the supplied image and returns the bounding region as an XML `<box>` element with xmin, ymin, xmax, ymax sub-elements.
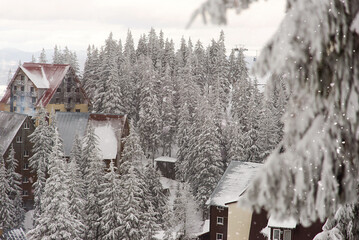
<box><xmin>1</xmin><ymin>63</ymin><xmax>71</xmax><ymax>107</ymax></box>
<box><xmin>0</xmin><ymin>111</ymin><xmax>28</xmax><ymax>155</ymax></box>
<box><xmin>154</xmin><ymin>156</ymin><xmax>177</xmax><ymax>163</ymax></box>
<box><xmin>267</xmin><ymin>216</ymin><xmax>297</xmax><ymax>229</ymax></box>
<box><xmin>56</xmin><ymin>112</ymin><xmax>127</xmax><ymax>159</ymax></box>
<box><xmin>207</xmin><ymin>161</ymin><xmax>263</xmax><ymax>207</ymax></box>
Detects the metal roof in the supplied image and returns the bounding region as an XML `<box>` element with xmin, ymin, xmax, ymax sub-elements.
<box><xmin>56</xmin><ymin>112</ymin><xmax>127</xmax><ymax>158</ymax></box>
<box><xmin>207</xmin><ymin>161</ymin><xmax>263</xmax><ymax>207</ymax></box>
<box><xmin>56</xmin><ymin>112</ymin><xmax>90</xmax><ymax>157</ymax></box>
<box><xmin>0</xmin><ymin>111</ymin><xmax>28</xmax><ymax>155</ymax></box>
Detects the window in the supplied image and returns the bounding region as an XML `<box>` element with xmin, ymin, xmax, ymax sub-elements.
<box><xmin>68</xmin><ymin>98</ymin><xmax>72</xmax><ymax>103</ymax></box>
<box><xmin>14</xmin><ymin>86</ymin><xmax>17</xmax><ymax>91</ymax></box>
<box><xmin>24</xmin><ymin>122</ymin><xmax>30</xmax><ymax>129</ymax></box>
<box><xmin>67</xmin><ymin>87</ymin><xmax>71</xmax><ymax>92</ymax></box>
<box><xmin>216</xmin><ymin>233</ymin><xmax>223</xmax><ymax>240</ymax></box>
<box><xmin>13</xmin><ymin>96</ymin><xmax>17</xmax><ymax>101</ymax></box>
<box><xmin>273</xmin><ymin>229</ymin><xmax>281</xmax><ymax>240</ymax></box>
<box><xmin>217</xmin><ymin>206</ymin><xmax>224</xmax><ymax>211</ymax></box>
<box><xmin>283</xmin><ymin>230</ymin><xmax>292</xmax><ymax>240</ymax></box>
<box><xmin>21</xmin><ymin>107</ymin><xmax>25</xmax><ymax>113</ymax></box>
<box><xmin>21</xmin><ymin>86</ymin><xmax>24</xmax><ymax>91</ymax></box>
<box><xmin>23</xmin><ymin>177</ymin><xmax>29</xmax><ymax>183</ymax></box>
<box><xmin>75</xmin><ymin>109</ymin><xmax>80</xmax><ymax>112</ymax></box>
<box><xmin>22</xmin><ymin>190</ymin><xmax>28</xmax><ymax>196</ymax></box>
<box><xmin>14</xmin><ymin>107</ymin><xmax>17</xmax><ymax>112</ymax></box>
<box><xmin>16</xmin><ymin>136</ymin><xmax>22</xmax><ymax>143</ymax></box>
<box><xmin>55</xmin><ymin>109</ymin><xmax>60</xmax><ymax>112</ymax></box>
<box><xmin>24</xmin><ymin>150</ymin><xmax>29</xmax><ymax>157</ymax></box>
<box><xmin>55</xmin><ymin>98</ymin><xmax>60</xmax><ymax>104</ymax></box>
<box><xmin>57</xmin><ymin>88</ymin><xmax>61</xmax><ymax>93</ymax></box>
<box><xmin>75</xmin><ymin>88</ymin><xmax>79</xmax><ymax>92</ymax></box>
<box><xmin>20</xmin><ymin>75</ymin><xmax>25</xmax><ymax>80</ymax></box>
<box><xmin>30</xmin><ymin>87</ymin><xmax>34</xmax><ymax>92</ymax></box>
<box><xmin>24</xmin><ymin>163</ymin><xmax>29</xmax><ymax>170</ymax></box>
<box><xmin>20</xmin><ymin>96</ymin><xmax>24</xmax><ymax>102</ymax></box>
<box><xmin>76</xmin><ymin>98</ymin><xmax>80</xmax><ymax>103</ymax></box>
<box><xmin>32</xmin><ymin>97</ymin><xmax>36</xmax><ymax>103</ymax></box>
<box><xmin>217</xmin><ymin>217</ymin><xmax>224</xmax><ymax>225</ymax></box>
<box><xmin>67</xmin><ymin>109</ymin><xmax>71</xmax><ymax>112</ymax></box>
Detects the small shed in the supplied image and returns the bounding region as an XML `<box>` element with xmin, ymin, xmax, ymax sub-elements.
<box><xmin>154</xmin><ymin>156</ymin><xmax>177</xmax><ymax>179</ymax></box>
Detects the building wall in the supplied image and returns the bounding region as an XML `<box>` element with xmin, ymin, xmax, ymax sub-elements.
<box><xmin>47</xmin><ymin>69</ymin><xmax>89</xmax><ymax>112</ymax></box>
<box><xmin>9</xmin><ymin>69</ymin><xmax>38</xmax><ymax>116</ymax></box>
<box><xmin>226</xmin><ymin>202</ymin><xmax>252</xmax><ymax>240</ymax></box>
<box><xmin>0</xmin><ymin>103</ymin><xmax>9</xmax><ymax>111</ymax></box>
<box><xmin>248</xmin><ymin>210</ymin><xmax>268</xmax><ymax>240</ymax></box>
<box><xmin>3</xmin><ymin>117</ymin><xmax>35</xmax><ymax>210</ymax></box>
<box><xmin>210</xmin><ymin>205</ymin><xmax>228</xmax><ymax>240</ymax></box>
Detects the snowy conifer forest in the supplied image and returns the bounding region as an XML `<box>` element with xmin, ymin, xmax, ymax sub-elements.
<box><xmin>0</xmin><ymin>28</ymin><xmax>289</xmax><ymax>239</ymax></box>
<box><xmin>1</xmin><ymin>0</ymin><xmax>359</xmax><ymax>239</ymax></box>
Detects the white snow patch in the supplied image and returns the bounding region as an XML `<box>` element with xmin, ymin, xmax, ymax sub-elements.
<box><xmin>261</xmin><ymin>226</ymin><xmax>270</xmax><ymax>237</ymax></box>
<box><xmin>94</xmin><ymin>124</ymin><xmax>118</xmax><ymax>159</ymax></box>
<box><xmin>155</xmin><ymin>156</ymin><xmax>177</xmax><ymax>163</ymax></box>
<box><xmin>24</xmin><ymin>210</ymin><xmax>34</xmax><ymax>232</ymax></box>
<box><xmin>267</xmin><ymin>216</ymin><xmax>297</xmax><ymax>229</ymax></box>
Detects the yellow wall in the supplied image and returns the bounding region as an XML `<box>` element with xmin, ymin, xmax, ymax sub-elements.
<box><xmin>0</xmin><ymin>103</ymin><xmax>9</xmax><ymax>112</ymax></box>
<box><xmin>45</xmin><ymin>103</ymin><xmax>88</xmax><ymax>113</ymax></box>
<box><xmin>227</xmin><ymin>201</ymin><xmax>253</xmax><ymax>240</ymax></box>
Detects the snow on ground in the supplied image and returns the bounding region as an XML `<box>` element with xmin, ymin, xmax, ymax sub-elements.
<box><xmin>159</xmin><ymin>176</ymin><xmax>204</xmax><ymax>239</ymax></box>
<box><xmin>24</xmin><ymin>210</ymin><xmax>34</xmax><ymax>232</ymax></box>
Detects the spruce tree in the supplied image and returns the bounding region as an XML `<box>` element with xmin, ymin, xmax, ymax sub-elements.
<box><xmin>39</xmin><ymin>48</ymin><xmax>47</xmax><ymax>63</ymax></box>
<box><xmin>138</xmin><ymin>57</ymin><xmax>161</xmax><ymax>159</ymax></box>
<box><xmin>0</xmin><ymin>146</ymin><xmax>14</xmax><ymax>233</ymax></box>
<box><xmin>84</xmin><ymin>124</ymin><xmax>105</xmax><ymax>240</ymax></box>
<box><xmin>5</xmin><ymin>145</ymin><xmax>25</xmax><ymax>229</ymax></box>
<box><xmin>29</xmin><ymin>106</ymin><xmax>52</xmax><ymax>226</ymax></box>
<box><xmin>28</xmin><ymin>129</ymin><xmax>82</xmax><ymax>240</ymax></box>
<box><xmin>99</xmin><ymin>160</ymin><xmax>122</xmax><ymax>240</ymax></box>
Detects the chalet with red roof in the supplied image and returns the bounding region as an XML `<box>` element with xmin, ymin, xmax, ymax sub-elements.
<box><xmin>0</xmin><ymin>62</ymin><xmax>90</xmax><ymax>115</ymax></box>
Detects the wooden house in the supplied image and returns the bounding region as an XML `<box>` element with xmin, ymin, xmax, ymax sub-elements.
<box><xmin>154</xmin><ymin>156</ymin><xmax>177</xmax><ymax>179</ymax></box>
<box><xmin>56</xmin><ymin>112</ymin><xmax>129</xmax><ymax>167</ymax></box>
<box><xmin>265</xmin><ymin>216</ymin><xmax>323</xmax><ymax>240</ymax></box>
<box><xmin>0</xmin><ymin>62</ymin><xmax>90</xmax><ymax>116</ymax></box>
<box><xmin>203</xmin><ymin>161</ymin><xmax>263</xmax><ymax>240</ymax></box>
<box><xmin>0</xmin><ymin>111</ymin><xmax>35</xmax><ymax>210</ymax></box>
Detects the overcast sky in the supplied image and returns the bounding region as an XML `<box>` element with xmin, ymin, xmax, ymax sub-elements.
<box><xmin>0</xmin><ymin>0</ymin><xmax>286</xmax><ymax>55</ymax></box>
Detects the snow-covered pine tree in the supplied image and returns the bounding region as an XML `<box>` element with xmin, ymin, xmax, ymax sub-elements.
<box><xmin>38</xmin><ymin>48</ymin><xmax>47</xmax><ymax>63</ymax></box>
<box><xmin>162</xmin><ymin>201</ymin><xmax>175</xmax><ymax>240</ymax></box>
<box><xmin>83</xmin><ymin>124</ymin><xmax>105</xmax><ymax>240</ymax></box>
<box><xmin>143</xmin><ymin>202</ymin><xmax>159</xmax><ymax>240</ymax></box>
<box><xmin>67</xmin><ymin>137</ymin><xmax>86</xmax><ymax>239</ymax></box>
<box><xmin>28</xmin><ymin>129</ymin><xmax>83</xmax><ymax>240</ymax></box>
<box><xmin>188</xmin><ymin>96</ymin><xmax>223</xmax><ymax>210</ymax></box>
<box><xmin>193</xmin><ymin>0</ymin><xmax>359</xmax><ymax>227</ymax></box>
<box><xmin>136</xmin><ymin>34</ymin><xmax>148</xmax><ymax>59</ymax></box>
<box><xmin>124</xmin><ymin>29</ymin><xmax>136</xmax><ymax>64</ymax></box>
<box><xmin>93</xmin><ymin>32</ymin><xmax>119</xmax><ymax>113</ymax></box>
<box><xmin>53</xmin><ymin>45</ymin><xmax>62</xmax><ymax>64</ymax></box>
<box><xmin>227</xmin><ymin>120</ymin><xmax>245</xmax><ymax>162</ymax></box>
<box><xmin>0</xmin><ymin>146</ymin><xmax>15</xmax><ymax>233</ymax></box>
<box><xmin>193</xmin><ymin>40</ymin><xmax>207</xmax><ymax>92</ymax></box>
<box><xmin>120</xmin><ymin>120</ymin><xmax>146</xmax><ymax>175</ymax></box>
<box><xmin>119</xmin><ymin>166</ymin><xmax>147</xmax><ymax>240</ymax></box>
<box><xmin>5</xmin><ymin>145</ymin><xmax>25</xmax><ymax>229</ymax></box>
<box><xmin>176</xmin><ymin>103</ymin><xmax>192</xmax><ymax>182</ymax></box>
<box><xmin>99</xmin><ymin>160</ymin><xmax>122</xmax><ymax>240</ymax></box>
<box><xmin>28</xmin><ymin>106</ymin><xmax>52</xmax><ymax>226</ymax></box>
<box><xmin>138</xmin><ymin>57</ymin><xmax>161</xmax><ymax>159</ymax></box>
<box><xmin>160</xmin><ymin>64</ymin><xmax>176</xmax><ymax>156</ymax></box>
<box><xmin>143</xmin><ymin>162</ymin><xmax>168</xmax><ymax>225</ymax></box>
